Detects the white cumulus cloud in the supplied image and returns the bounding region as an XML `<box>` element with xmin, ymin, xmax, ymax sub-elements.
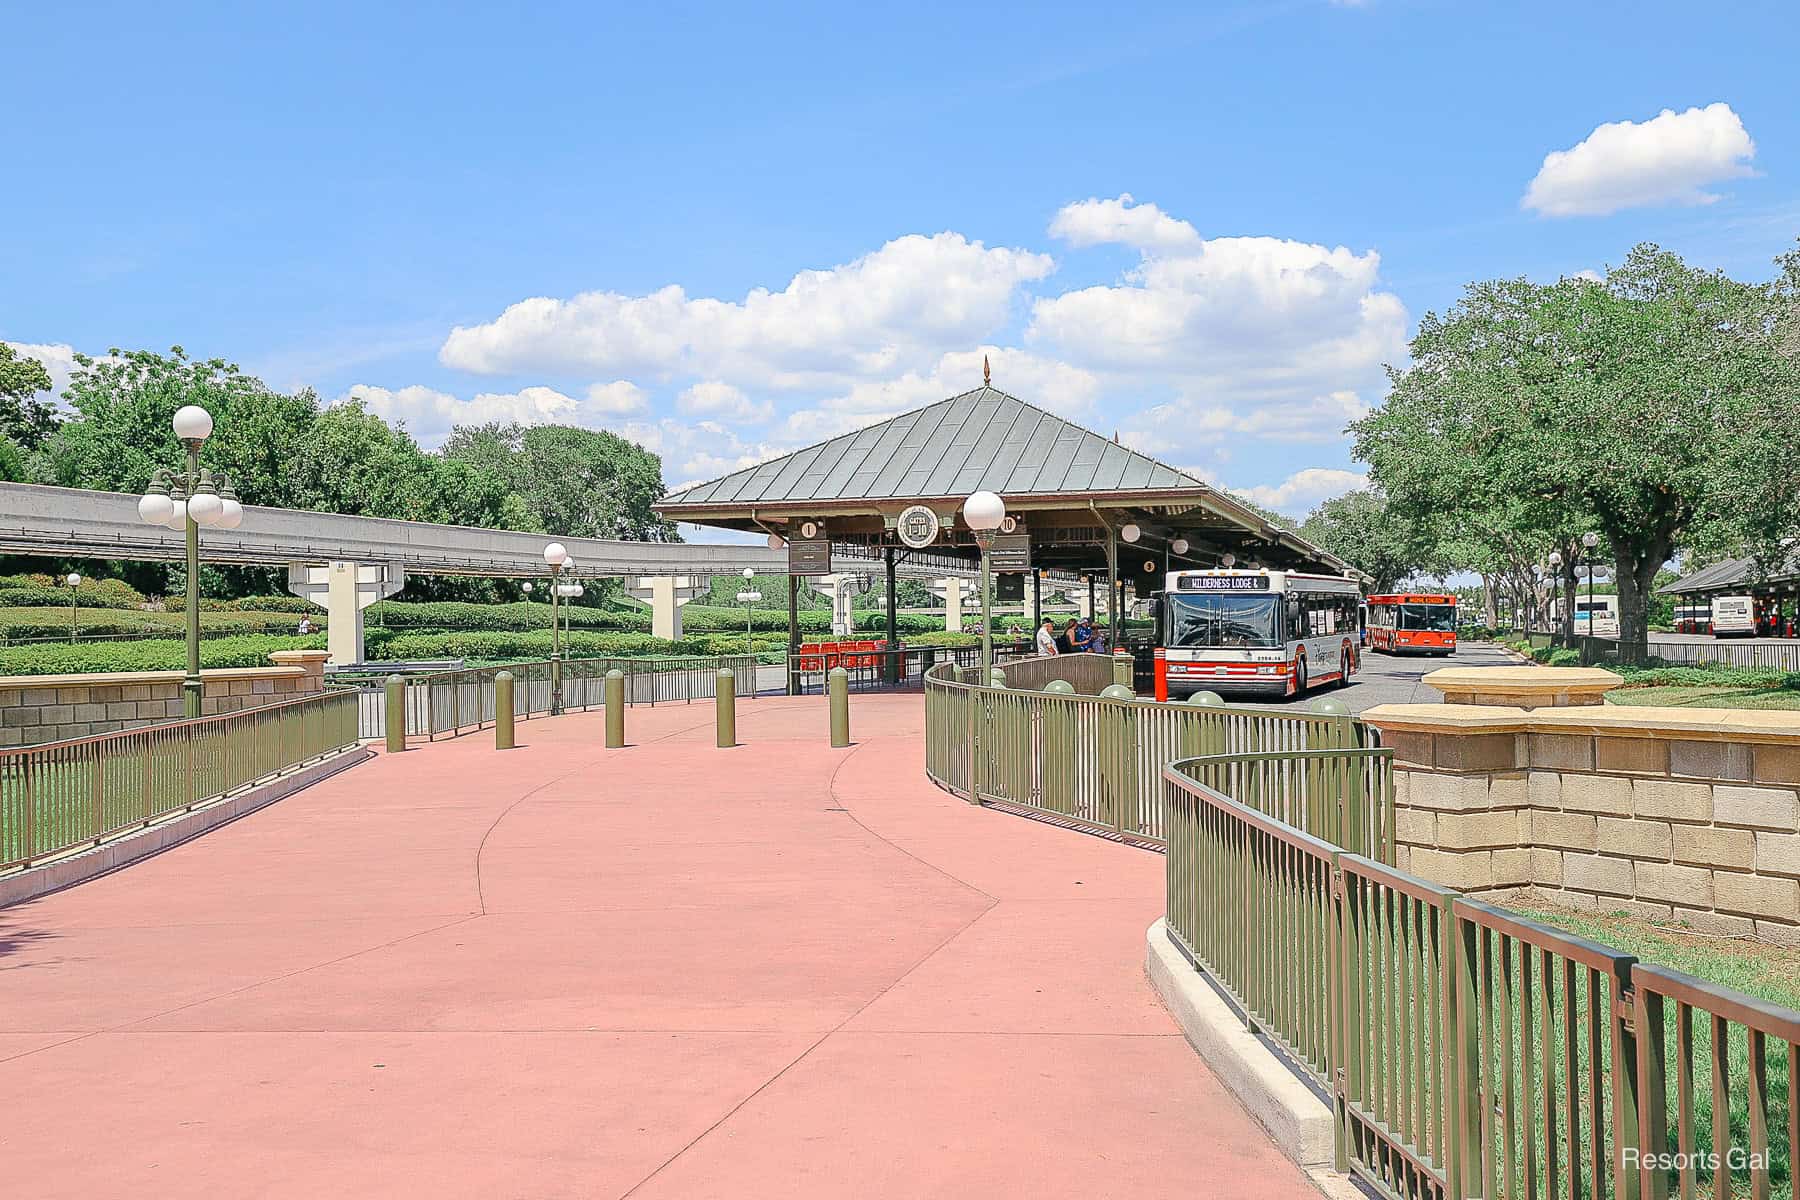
<box><xmin>677</xmin><ymin>381</ymin><xmax>773</xmax><ymax>423</ymax></box>
<box><xmin>342</xmin><ymin>380</ymin><xmax>647</xmax><ymax>448</ymax></box>
<box><xmin>1234</xmin><ymin>468</ymin><xmax>1369</xmax><ymax>517</ymax></box>
<box><xmin>1048</xmin><ymin>193</ymin><xmax>1202</xmax><ymax>254</ymax></box>
<box><xmin>1522</xmin><ymin>103</ymin><xmax>1756</xmax><ymax>217</ymax></box>
<box><xmin>438</xmin><ymin>232</ymin><xmax>1055</xmax><ymax>389</ymax></box>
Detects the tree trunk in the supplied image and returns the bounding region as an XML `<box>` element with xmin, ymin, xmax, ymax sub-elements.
<box><xmin>1560</xmin><ymin>561</ymin><xmax>1578</xmax><ymax>645</ymax></box>
<box><xmin>1614</xmin><ymin>536</ymin><xmax>1671</xmax><ymax>665</ymax></box>
<box><xmin>1481</xmin><ymin>574</ymin><xmax>1498</xmax><ymax>629</ymax></box>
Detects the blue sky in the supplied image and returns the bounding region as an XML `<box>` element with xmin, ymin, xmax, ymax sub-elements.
<box><xmin>6</xmin><ymin>0</ymin><xmax>1797</xmax><ymax>521</ymax></box>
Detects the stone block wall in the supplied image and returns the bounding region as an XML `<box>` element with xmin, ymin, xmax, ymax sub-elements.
<box><xmin>0</xmin><ymin>650</ymin><xmax>330</xmax><ymax>746</ymax></box>
<box><xmin>1368</xmin><ymin>704</ymin><xmax>1800</xmax><ymax>944</ymax></box>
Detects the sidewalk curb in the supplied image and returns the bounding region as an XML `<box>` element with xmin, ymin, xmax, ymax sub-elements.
<box><xmin>1</xmin><ymin>746</ymin><xmax>374</xmax><ymax>909</ymax></box>
<box><xmin>1144</xmin><ymin>918</ymin><xmax>1334</xmax><ymax>1168</ymax></box>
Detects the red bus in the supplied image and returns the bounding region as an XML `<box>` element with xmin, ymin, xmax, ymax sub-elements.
<box><xmin>1366</xmin><ymin>593</ymin><xmax>1457</xmax><ymax>656</ymax></box>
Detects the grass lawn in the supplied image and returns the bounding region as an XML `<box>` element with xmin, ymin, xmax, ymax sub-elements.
<box><xmin>1607</xmin><ymin>684</ymin><xmax>1800</xmax><ymax>710</ymax></box>
<box><xmin>1515</xmin><ymin>900</ymin><xmax>1800</xmax><ymax>1010</ymax></box>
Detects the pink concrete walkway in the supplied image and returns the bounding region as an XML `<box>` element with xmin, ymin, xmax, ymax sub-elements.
<box><xmin>1</xmin><ymin>694</ymin><xmax>1316</xmax><ymax>1199</ymax></box>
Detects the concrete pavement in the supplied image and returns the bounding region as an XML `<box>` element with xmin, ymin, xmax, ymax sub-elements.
<box><xmin>0</xmin><ymin>695</ymin><xmax>1317</xmax><ymax>1199</ymax></box>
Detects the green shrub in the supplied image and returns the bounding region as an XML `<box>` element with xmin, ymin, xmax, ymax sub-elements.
<box><xmin>225</xmin><ymin>596</ymin><xmax>319</xmax><ymax>615</ymax></box>
<box><xmin>364</xmin><ymin>600</ymin><xmax>653</xmax><ymax>633</ymax></box>
<box><xmin>1615</xmin><ymin>664</ymin><xmax>1800</xmax><ymax>690</ymax></box>
<box><xmin>0</xmin><ymin>633</ymin><xmax>325</xmax><ymax>676</ymax></box>
<box><xmin>370</xmin><ymin>630</ymin><xmax>703</xmax><ymax>661</ymax></box>
<box><xmin>0</xmin><ymin>607</ymin><xmax>322</xmax><ymax>642</ymax></box>
<box><xmin>0</xmin><ymin>578</ymin><xmax>146</xmax><ymax>609</ymax></box>
<box><xmin>1546</xmin><ymin>648</ymin><xmax>1582</xmax><ymax>667</ymax></box>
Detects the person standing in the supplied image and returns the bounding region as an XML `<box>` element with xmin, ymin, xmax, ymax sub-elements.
<box><xmin>1035</xmin><ymin>617</ymin><xmax>1059</xmax><ymax>656</ymax></box>
<box><xmin>1073</xmin><ymin>617</ymin><xmax>1094</xmax><ymax>653</ymax></box>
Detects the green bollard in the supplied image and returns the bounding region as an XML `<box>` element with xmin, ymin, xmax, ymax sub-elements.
<box><xmin>384</xmin><ymin>674</ymin><xmax>406</xmax><ymax>753</ymax></box>
<box><xmin>829</xmin><ymin>666</ymin><xmax>850</xmax><ymax>747</ymax></box>
<box><xmin>1182</xmin><ymin>689</ymin><xmax>1224</xmax><ymax>762</ymax></box>
<box><xmin>1186</xmin><ymin>689</ymin><xmax>1224</xmax><ymax>706</ymax></box>
<box><xmin>1043</xmin><ymin>679</ymin><xmax>1076</xmax><ymax>815</ymax></box>
<box><xmin>494</xmin><ymin>670</ymin><xmax>515</xmax><ymax>749</ymax></box>
<box><xmin>988</xmin><ymin>667</ymin><xmax>1008</xmax><ymax>688</ymax></box>
<box><xmin>715</xmin><ymin>667</ymin><xmax>736</xmax><ymax>748</ymax></box>
<box><xmin>604</xmin><ymin>669</ymin><xmax>625</xmax><ymax>748</ymax></box>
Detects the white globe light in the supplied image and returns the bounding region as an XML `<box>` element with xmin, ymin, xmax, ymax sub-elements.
<box><xmin>522</xmin><ymin>582</ymin><xmax>533</xmax><ymax>593</ymax></box>
<box><xmin>1171</xmin><ymin>538</ymin><xmax>1189</xmax><ymax>556</ymax></box>
<box><xmin>767</xmin><ymin>532</ymin><xmax>785</xmax><ymax>550</ymax></box>
<box><xmin>216</xmin><ymin>497</ymin><xmax>243</xmax><ymax>530</ymax></box>
<box><xmin>187</xmin><ymin>490</ymin><xmax>224</xmax><ymax>526</ymax></box>
<box><xmin>171</xmin><ymin>405</ymin><xmax>214</xmax><ymax>441</ymax></box>
<box><xmin>66</xmin><ymin>573</ymin><xmax>82</xmax><ymax>587</ymax></box>
<box><xmin>1582</xmin><ymin>531</ymin><xmax>1600</xmax><ymax>549</ymax></box>
<box><xmin>572</xmin><ymin>584</ymin><xmax>585</xmax><ymax>598</ymax></box>
<box><xmin>963</xmin><ymin>490</ymin><xmax>1006</xmax><ymax>532</ymax></box>
<box><xmin>1120</xmin><ymin>523</ymin><xmax>1141</xmax><ymax>544</ymax></box>
<box><xmin>1548</xmin><ymin>551</ymin><xmax>1562</xmax><ymax>567</ymax></box>
<box><xmin>742</xmin><ymin>567</ymin><xmax>755</xmax><ymax>579</ymax></box>
<box><xmin>138</xmin><ymin>491</ymin><xmax>174</xmax><ymax>526</ymax></box>
<box><xmin>1220</xmin><ymin>553</ymin><xmax>1236</xmax><ymax>568</ymax></box>
<box><xmin>165</xmin><ymin>498</ymin><xmax>188</xmax><ymax>530</ymax></box>
<box><xmin>561</xmin><ymin>555</ymin><xmax>576</xmax><ymax>573</ymax></box>
<box><xmin>543</xmin><ymin>541</ymin><xmax>568</xmax><ymax>567</ymax></box>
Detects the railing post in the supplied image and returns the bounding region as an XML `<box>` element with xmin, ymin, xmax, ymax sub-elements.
<box><xmin>494</xmin><ymin>671</ymin><xmax>515</xmax><ymax>750</ymax></box>
<box><xmin>384</xmin><ymin>675</ymin><xmax>406</xmax><ymax>753</ymax></box>
<box><xmin>715</xmin><ymin>668</ymin><xmax>736</xmax><ymax>748</ymax></box>
<box><xmin>1449</xmin><ymin>903</ymin><xmax>1482</xmax><ymax>1200</ymax></box>
<box><xmin>829</xmin><ymin>666</ymin><xmax>850</xmax><ymax>748</ymax></box>
<box><xmin>604</xmin><ymin>669</ymin><xmax>625</xmax><ymax>747</ymax></box>
<box><xmin>1634</xmin><ymin>983</ymin><xmax>1670</xmax><ymax>1200</ymax></box>
<box><xmin>1612</xmin><ymin>965</ymin><xmax>1643</xmax><ymax>1200</ymax></box>
<box><xmin>1112</xmin><ymin>650</ymin><xmax>1133</xmax><ymax>690</ymax></box>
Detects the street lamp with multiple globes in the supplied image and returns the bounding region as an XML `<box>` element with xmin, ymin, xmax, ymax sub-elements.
<box><xmin>1548</xmin><ymin>550</ymin><xmax>1564</xmax><ymax>634</ymax></box>
<box><xmin>135</xmin><ymin>405</ymin><xmax>245</xmax><ymax>717</ymax></box>
<box><xmin>1581</xmin><ymin>531</ymin><xmax>1601</xmax><ymax>638</ymax></box>
<box><xmin>962</xmin><ymin>490</ymin><xmax>1006</xmax><ymax>676</ymax></box>
<box><xmin>543</xmin><ymin>542</ymin><xmax>569</xmax><ymax>714</ymax></box>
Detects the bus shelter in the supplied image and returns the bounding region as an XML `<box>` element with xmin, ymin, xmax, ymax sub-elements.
<box><xmin>654</xmin><ymin>378</ymin><xmax>1362</xmax><ymax>692</ymax></box>
<box><xmin>1658</xmin><ymin>546</ymin><xmax>1800</xmax><ymax>637</ymax></box>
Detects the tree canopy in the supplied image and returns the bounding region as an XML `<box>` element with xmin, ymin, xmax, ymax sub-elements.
<box><xmin>0</xmin><ymin>343</ymin><xmax>57</xmax><ymax>450</ymax></box>
<box><xmin>1353</xmin><ymin>244</ymin><xmax>1800</xmax><ymax>656</ymax></box>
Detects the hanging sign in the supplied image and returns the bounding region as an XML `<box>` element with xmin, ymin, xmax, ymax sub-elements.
<box><xmin>896</xmin><ymin>505</ymin><xmax>940</xmax><ymax>549</ymax></box>
<box><xmin>989</xmin><ymin>532</ymin><xmax>1032</xmax><ymax>572</ymax></box>
<box><xmin>787</xmin><ymin>538</ymin><xmax>831</xmax><ymax>576</ymax></box>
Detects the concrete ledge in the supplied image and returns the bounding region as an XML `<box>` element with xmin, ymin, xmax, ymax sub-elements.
<box><xmin>1366</xmin><ymin>701</ymin><xmax>1800</xmax><ymax>745</ymax></box>
<box><xmin>1144</xmin><ymin>918</ymin><xmax>1333</xmax><ymax>1168</ymax></box>
<box><xmin>1425</xmin><ymin>665</ymin><xmax>1622</xmax><ymax>708</ymax></box>
<box><xmin>0</xmin><ymin>746</ymin><xmax>374</xmax><ymax>908</ymax></box>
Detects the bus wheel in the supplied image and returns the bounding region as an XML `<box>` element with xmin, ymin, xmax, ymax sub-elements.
<box><xmin>1294</xmin><ymin>655</ymin><xmax>1308</xmax><ymax>695</ymax></box>
<box><xmin>1337</xmin><ymin>650</ymin><xmax>1352</xmax><ymax>688</ymax></box>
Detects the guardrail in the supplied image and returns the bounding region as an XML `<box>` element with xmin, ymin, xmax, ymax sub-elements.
<box><xmin>1163</xmin><ymin>754</ymin><xmax>1800</xmax><ymax>1200</ymax></box>
<box><xmin>923</xmin><ymin>657</ymin><xmax>1374</xmax><ymax>847</ymax></box>
<box><xmin>0</xmin><ymin>689</ymin><xmax>360</xmax><ymax>872</ymax></box>
<box><xmin>336</xmin><ymin>654</ymin><xmax>759</xmax><ymax>741</ymax></box>
<box><xmin>786</xmin><ymin>641</ymin><xmax>1038</xmax><ymax>694</ymax></box>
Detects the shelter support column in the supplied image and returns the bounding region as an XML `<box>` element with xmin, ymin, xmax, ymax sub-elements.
<box><xmin>787</xmin><ymin>575</ymin><xmax>801</xmax><ymax>696</ymax></box>
<box><xmin>884</xmin><ymin>546</ymin><xmax>899</xmax><ymax>684</ymax></box>
<box><xmin>1083</xmin><ymin>576</ymin><xmax>1095</xmax><ymax>620</ymax></box>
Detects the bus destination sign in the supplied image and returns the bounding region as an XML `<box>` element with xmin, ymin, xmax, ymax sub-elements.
<box><xmin>1178</xmin><ymin>574</ymin><xmax>1270</xmax><ymax>591</ymax></box>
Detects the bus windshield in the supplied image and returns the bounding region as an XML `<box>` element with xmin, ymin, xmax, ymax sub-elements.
<box><xmin>1167</xmin><ymin>593</ymin><xmax>1282</xmax><ymax>648</ymax></box>
<box><xmin>1398</xmin><ymin>603</ymin><xmax>1456</xmax><ymax>632</ymax></box>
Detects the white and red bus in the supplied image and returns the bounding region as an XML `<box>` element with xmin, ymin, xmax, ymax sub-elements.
<box><xmin>1151</xmin><ymin>569</ymin><xmax>1362</xmax><ymax>701</ymax></box>
<box><xmin>1367</xmin><ymin>593</ymin><xmax>1457</xmax><ymax>655</ymax></box>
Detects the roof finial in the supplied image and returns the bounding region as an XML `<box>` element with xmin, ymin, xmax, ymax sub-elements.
<box><xmin>982</xmin><ymin>354</ymin><xmax>991</xmax><ymax>386</ymax></box>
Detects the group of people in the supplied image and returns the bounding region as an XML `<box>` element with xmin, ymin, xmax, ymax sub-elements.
<box><xmin>1034</xmin><ymin>615</ymin><xmax>1105</xmax><ymax>656</ymax></box>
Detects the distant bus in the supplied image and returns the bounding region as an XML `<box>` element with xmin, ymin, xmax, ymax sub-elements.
<box><xmin>1573</xmin><ymin>596</ymin><xmax>1619</xmax><ymax>638</ymax></box>
<box><xmin>1366</xmin><ymin>593</ymin><xmax>1457</xmax><ymax>656</ymax></box>
<box><xmin>1150</xmin><ymin>569</ymin><xmax>1362</xmax><ymax>700</ymax></box>
<box><xmin>1673</xmin><ymin>604</ymin><xmax>1711</xmax><ymax>635</ymax></box>
<box><xmin>1712</xmin><ymin>594</ymin><xmax>1755</xmax><ymax>638</ymax></box>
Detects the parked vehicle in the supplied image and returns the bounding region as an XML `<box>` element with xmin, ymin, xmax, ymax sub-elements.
<box><xmin>1712</xmin><ymin>594</ymin><xmax>1756</xmax><ymax>638</ymax></box>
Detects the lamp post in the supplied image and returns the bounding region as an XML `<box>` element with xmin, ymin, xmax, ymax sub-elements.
<box><xmin>65</xmin><ymin>572</ymin><xmax>81</xmax><ymax>642</ymax></box>
<box><xmin>543</xmin><ymin>542</ymin><xmax>568</xmax><ymax>714</ymax></box>
<box><xmin>135</xmin><ymin>405</ymin><xmax>243</xmax><ymax>718</ymax></box>
<box><xmin>1581</xmin><ymin>531</ymin><xmax>1600</xmax><ymax>642</ymax></box>
<box><xmin>737</xmin><ymin>568</ymin><xmax>760</xmax><ymax>657</ymax></box>
<box><xmin>1547</xmin><ymin>550</ymin><xmax>1563</xmax><ymax>636</ymax></box>
<box><xmin>522</xmin><ymin>581</ymin><xmax>534</xmax><ymax>604</ymax></box>
<box><xmin>962</xmin><ymin>490</ymin><xmax>1006</xmax><ymax>676</ymax></box>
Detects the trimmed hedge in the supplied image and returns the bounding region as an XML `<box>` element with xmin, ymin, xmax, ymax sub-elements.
<box><xmin>0</xmin><ymin>606</ymin><xmax>324</xmax><ymax>642</ymax></box>
<box><xmin>0</xmin><ymin>577</ymin><xmax>148</xmax><ymax>610</ymax></box>
<box><xmin>0</xmin><ymin>633</ymin><xmax>326</xmax><ymax>676</ymax></box>
<box><xmin>370</xmin><ymin>630</ymin><xmax>701</xmax><ymax>660</ymax></box>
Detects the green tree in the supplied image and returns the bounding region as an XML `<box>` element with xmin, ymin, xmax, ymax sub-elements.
<box><xmin>0</xmin><ymin>433</ymin><xmax>24</xmax><ymax>482</ymax></box>
<box><xmin>1356</xmin><ymin>246</ymin><xmax>1800</xmax><ymax>659</ymax></box>
<box><xmin>441</xmin><ymin>422</ymin><xmax>676</xmax><ymax>541</ymax></box>
<box><xmin>0</xmin><ymin>343</ymin><xmax>58</xmax><ymax>449</ymax></box>
<box><xmin>1296</xmin><ymin>489</ymin><xmax>1421</xmax><ymax>592</ymax></box>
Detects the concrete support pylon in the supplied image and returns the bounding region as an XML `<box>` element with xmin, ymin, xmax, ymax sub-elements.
<box><xmin>626</xmin><ymin>575</ymin><xmax>701</xmax><ymax>641</ymax></box>
<box><xmin>927</xmin><ymin>577</ymin><xmax>967</xmax><ymax>633</ymax></box>
<box><xmin>813</xmin><ymin>574</ymin><xmax>862</xmax><ymax>637</ymax></box>
<box><xmin>286</xmin><ymin>560</ymin><xmax>405</xmax><ymax>665</ymax></box>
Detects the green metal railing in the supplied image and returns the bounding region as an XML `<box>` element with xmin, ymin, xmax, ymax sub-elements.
<box><xmin>413</xmin><ymin>655</ymin><xmax>757</xmax><ymax>740</ymax></box>
<box><xmin>923</xmin><ymin>657</ymin><xmax>1374</xmax><ymax>847</ymax></box>
<box><xmin>0</xmin><ymin>689</ymin><xmax>360</xmax><ymax>872</ymax></box>
<box><xmin>1163</xmin><ymin>756</ymin><xmax>1800</xmax><ymax>1200</ymax></box>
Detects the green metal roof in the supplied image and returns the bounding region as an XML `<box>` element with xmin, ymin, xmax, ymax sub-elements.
<box><xmin>1658</xmin><ymin>546</ymin><xmax>1800</xmax><ymax>595</ymax></box>
<box><xmin>660</xmin><ymin>386</ymin><xmax>1206</xmax><ymax>509</ymax></box>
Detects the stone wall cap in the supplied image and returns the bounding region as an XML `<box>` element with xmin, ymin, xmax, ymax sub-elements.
<box><xmin>1365</xmin><ymin>700</ymin><xmax>1800</xmax><ymax>744</ymax></box>
<box><xmin>1424</xmin><ymin>666</ymin><xmax>1623</xmax><ymax>694</ymax></box>
<box><xmin>0</xmin><ymin>666</ymin><xmax>308</xmax><ymax>690</ymax></box>
<box><xmin>267</xmin><ymin>650</ymin><xmax>333</xmax><ymax>666</ymax></box>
